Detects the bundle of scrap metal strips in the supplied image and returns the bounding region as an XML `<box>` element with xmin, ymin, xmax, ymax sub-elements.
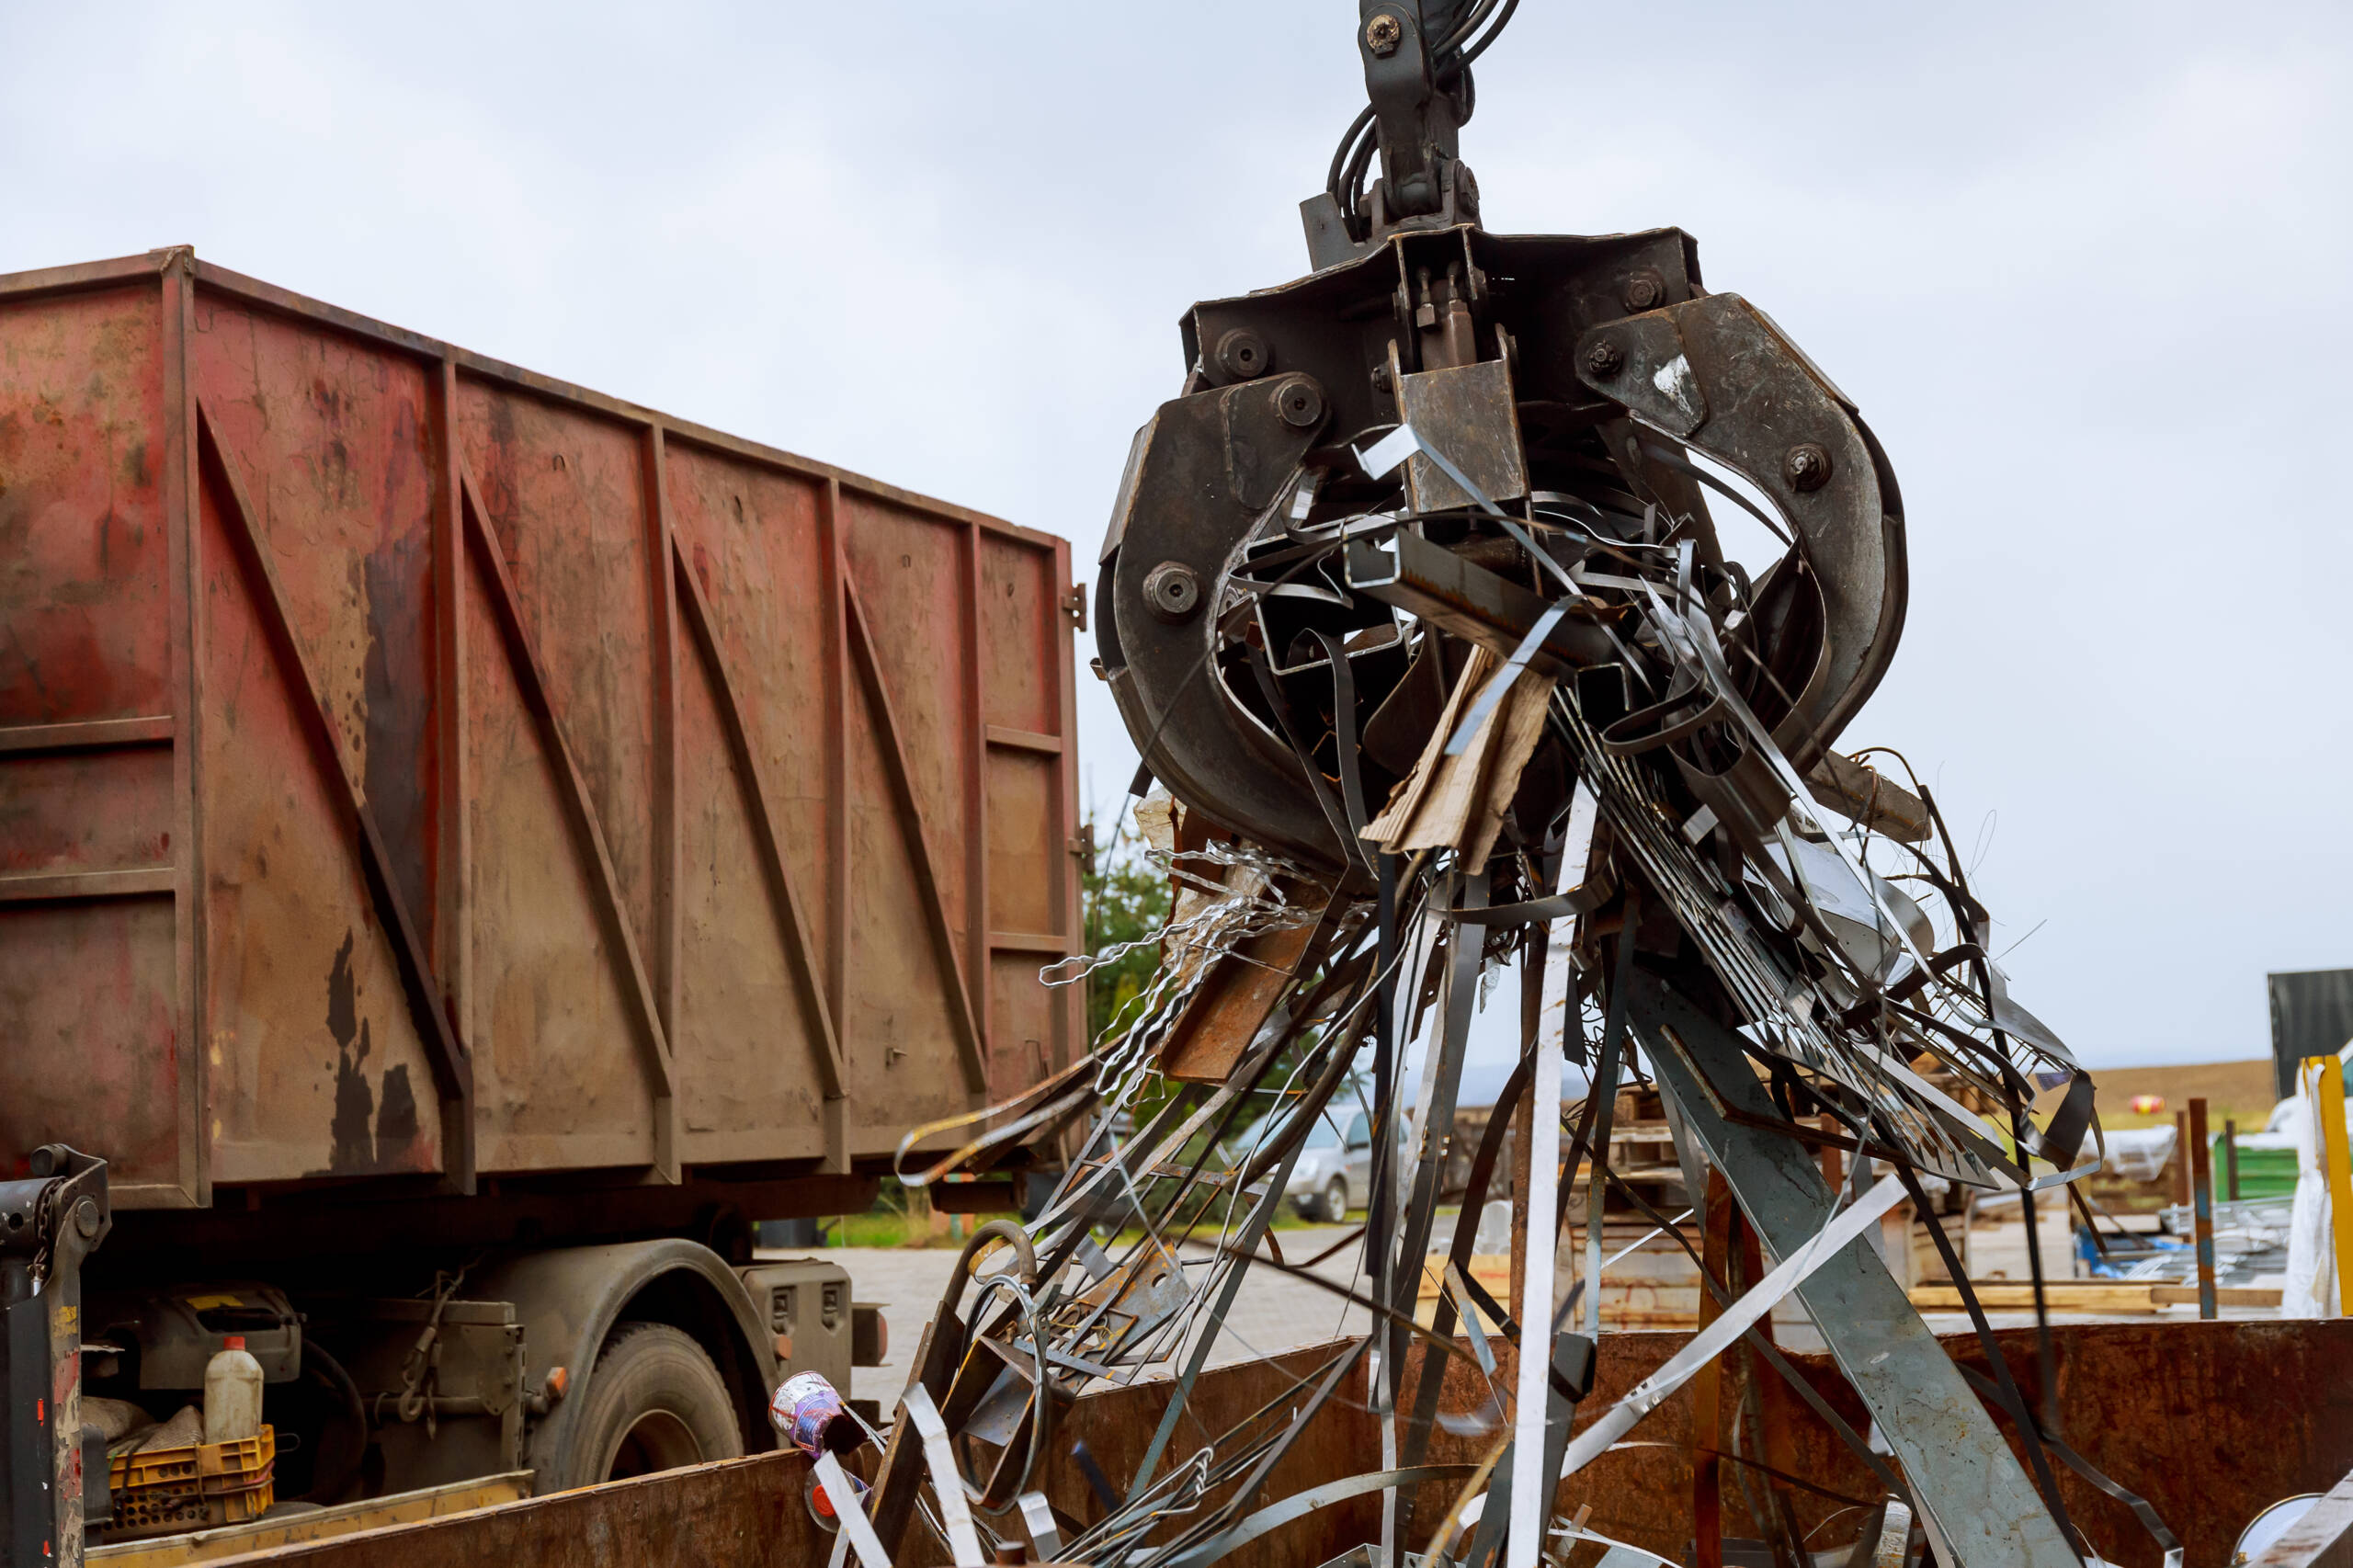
<box><xmin>840</xmin><ymin>417</ymin><xmax>2189</xmax><ymax>1568</ymax></box>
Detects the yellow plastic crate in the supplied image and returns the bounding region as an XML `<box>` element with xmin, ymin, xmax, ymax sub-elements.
<box><xmin>107</xmin><ymin>1426</ymin><xmax>275</xmax><ymax>1540</ymax></box>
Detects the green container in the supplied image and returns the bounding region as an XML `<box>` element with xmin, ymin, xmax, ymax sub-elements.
<box><xmin>2217</xmin><ymin>1140</ymin><xmax>2298</xmax><ymax>1200</ymax></box>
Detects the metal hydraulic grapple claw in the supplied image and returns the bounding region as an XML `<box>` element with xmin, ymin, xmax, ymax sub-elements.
<box><xmin>1096</xmin><ymin>218</ymin><xmax>1909</xmax><ymax>869</ymax></box>
<box><xmin>1574</xmin><ymin>290</ymin><xmax>1908</xmax><ymax>774</ymax></box>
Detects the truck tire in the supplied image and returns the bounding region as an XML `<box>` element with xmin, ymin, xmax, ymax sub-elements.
<box><xmin>564</xmin><ymin>1323</ymin><xmax>745</xmax><ymax>1485</ymax></box>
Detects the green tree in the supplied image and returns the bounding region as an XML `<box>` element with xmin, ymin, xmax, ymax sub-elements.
<box><xmin>1082</xmin><ymin>820</ymin><xmax>1170</xmax><ymax>1046</ymax></box>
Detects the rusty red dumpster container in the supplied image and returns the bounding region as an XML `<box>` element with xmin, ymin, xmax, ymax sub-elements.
<box><xmin>0</xmin><ymin>246</ymin><xmax>1085</xmax><ymax>1206</ymax></box>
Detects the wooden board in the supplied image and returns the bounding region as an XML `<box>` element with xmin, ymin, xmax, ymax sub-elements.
<box><xmin>1908</xmin><ymin>1281</ymin><xmax>2285</xmax><ymax>1312</ymax></box>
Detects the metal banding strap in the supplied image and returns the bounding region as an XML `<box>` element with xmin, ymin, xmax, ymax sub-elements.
<box><xmin>816</xmin><ymin>1449</ymin><xmax>891</xmax><ymax>1568</ymax></box>
<box><xmin>901</xmin><ymin>1383</ymin><xmax>986</xmax><ymax>1566</ymax></box>
<box><xmin>1445</xmin><ymin>602</ymin><xmax>1571</xmax><ymax>758</ymax></box>
<box><xmin>1506</xmin><ymin>793</ymin><xmax>1593</xmax><ymax>1568</ymax></box>
<box><xmin>1017</xmin><ymin>1490</ymin><xmax>1063</xmax><ymax>1560</ymax></box>
<box><xmin>1556</xmin><ymin>1175</ymin><xmax>1908</xmax><ymax>1480</ymax></box>
<box><xmin>1164</xmin><ymin>1464</ymin><xmax>1479</xmax><ymax>1568</ymax></box>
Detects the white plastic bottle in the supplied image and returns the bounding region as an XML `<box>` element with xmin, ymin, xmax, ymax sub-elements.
<box><xmin>202</xmin><ymin>1335</ymin><xmax>264</xmax><ymax>1444</ymax></box>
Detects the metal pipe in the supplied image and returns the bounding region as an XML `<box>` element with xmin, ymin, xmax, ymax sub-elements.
<box><xmin>2189</xmin><ymin>1097</ymin><xmax>2218</xmax><ymax>1321</ymax></box>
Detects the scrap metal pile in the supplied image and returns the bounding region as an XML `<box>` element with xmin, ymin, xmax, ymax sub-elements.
<box><xmin>847</xmin><ymin>6</ymin><xmax>2173</xmax><ymax>1567</ymax></box>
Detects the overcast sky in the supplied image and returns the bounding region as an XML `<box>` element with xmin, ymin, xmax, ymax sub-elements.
<box><xmin>8</xmin><ymin>2</ymin><xmax>2348</xmax><ymax>1080</ymax></box>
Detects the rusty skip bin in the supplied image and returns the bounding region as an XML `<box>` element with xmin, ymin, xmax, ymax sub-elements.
<box><xmin>0</xmin><ymin>244</ymin><xmax>1085</xmax><ymax>1202</ymax></box>
<box><xmin>0</xmin><ymin>247</ymin><xmax>1100</xmax><ymax>1540</ymax></box>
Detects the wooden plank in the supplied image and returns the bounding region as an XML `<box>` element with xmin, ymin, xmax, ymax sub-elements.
<box><xmin>0</xmin><ymin>868</ymin><xmax>175</xmax><ymax>903</ymax></box>
<box><xmin>983</xmin><ymin>724</ymin><xmax>1063</xmax><ymax>755</ymax></box>
<box><xmin>459</xmin><ymin>468</ymin><xmax>679</xmax><ymax>1184</ymax></box>
<box><xmin>1904</xmin><ymin>1282</ymin><xmax>2284</xmax><ymax>1312</ymax></box>
<box><xmin>198</xmin><ymin>402</ymin><xmax>476</xmax><ymax>1195</ymax></box>
<box><xmin>1909</xmin><ymin>1284</ymin><xmax>2160</xmax><ymax>1312</ymax></box>
<box><xmin>2155</xmin><ymin>1284</ymin><xmax>2283</xmax><ymax>1307</ymax></box>
<box><xmin>0</xmin><ymin>716</ymin><xmax>173</xmax><ymax>754</ymax></box>
<box><xmin>669</xmin><ymin>535</ymin><xmax>847</xmax><ymax>1100</ymax></box>
<box><xmin>844</xmin><ymin>575</ymin><xmax>990</xmax><ymax>1098</ymax></box>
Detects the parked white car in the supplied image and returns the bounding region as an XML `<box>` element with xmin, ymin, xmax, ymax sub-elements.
<box><xmin>1286</xmin><ymin>1109</ymin><xmax>1375</xmax><ymax>1222</ymax></box>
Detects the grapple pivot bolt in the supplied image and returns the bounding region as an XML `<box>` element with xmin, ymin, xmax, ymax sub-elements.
<box><xmin>1784</xmin><ymin>442</ymin><xmax>1833</xmax><ymax>492</ymax></box>
<box><xmin>1143</xmin><ymin>562</ymin><xmax>1202</xmax><ymax>623</ymax></box>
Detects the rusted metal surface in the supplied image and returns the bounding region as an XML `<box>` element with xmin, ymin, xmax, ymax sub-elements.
<box><xmin>177</xmin><ymin>1322</ymin><xmax>2353</xmax><ymax>1567</ymax></box>
<box><xmin>0</xmin><ymin>247</ymin><xmax>1084</xmax><ymax>1209</ymax></box>
<box><xmin>1158</xmin><ymin>896</ymin><xmax>1331</xmax><ymax>1085</ymax></box>
<box><xmin>176</xmin><ymin>1344</ymin><xmax>1366</xmax><ymax>1568</ymax></box>
<box><xmin>189</xmin><ymin>1449</ymin><xmax>798</xmax><ymax>1568</ymax></box>
<box><xmin>1374</xmin><ymin>1320</ymin><xmax>2353</xmax><ymax>1568</ymax></box>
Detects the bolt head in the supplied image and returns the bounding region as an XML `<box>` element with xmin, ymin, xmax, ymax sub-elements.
<box><xmin>1275</xmin><ymin>375</ymin><xmax>1325</xmax><ymax>430</ymax></box>
<box><xmin>1365</xmin><ymin>12</ymin><xmax>1403</xmax><ymax>56</ymax></box>
<box><xmin>1621</xmin><ymin>271</ymin><xmax>1665</xmax><ymax>312</ymax></box>
<box><xmin>1214</xmin><ymin>327</ymin><xmax>1271</xmax><ymax>383</ymax></box>
<box><xmin>1585</xmin><ymin>341</ymin><xmax>1626</xmax><ymax>379</ymax></box>
<box><xmin>1142</xmin><ymin>561</ymin><xmax>1202</xmax><ymax>623</ymax></box>
<box><xmin>1783</xmin><ymin>442</ymin><xmax>1833</xmax><ymax>492</ymax></box>
<box><xmin>72</xmin><ymin>1197</ymin><xmax>100</xmax><ymax>1238</ymax></box>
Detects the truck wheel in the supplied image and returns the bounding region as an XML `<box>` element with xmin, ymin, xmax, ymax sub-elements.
<box><xmin>567</xmin><ymin>1323</ymin><xmax>744</xmax><ymax>1484</ymax></box>
<box><xmin>1320</xmin><ymin>1177</ymin><xmax>1348</xmax><ymax>1224</ymax></box>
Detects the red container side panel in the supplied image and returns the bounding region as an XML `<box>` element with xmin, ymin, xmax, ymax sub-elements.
<box><xmin>0</xmin><ymin>250</ymin><xmax>1084</xmax><ymax>1208</ymax></box>
<box><xmin>192</xmin><ymin>294</ymin><xmax>447</xmax><ymax>1184</ymax></box>
<box><xmin>664</xmin><ymin>446</ymin><xmax>835</xmax><ymax>1163</ymax></box>
<box><xmin>0</xmin><ymin>289</ymin><xmax>174</xmax><ymax>723</ymax></box>
<box><xmin>0</xmin><ymin>277</ymin><xmax>190</xmax><ymax>1199</ymax></box>
<box><xmin>0</xmin><ymin>900</ymin><xmax>181</xmax><ymax>1185</ymax></box>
